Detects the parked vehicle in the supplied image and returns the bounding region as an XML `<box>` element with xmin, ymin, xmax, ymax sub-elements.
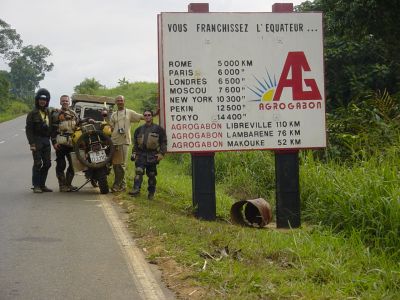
<box><xmin>70</xmin><ymin>94</ymin><xmax>115</xmax><ymax>194</ymax></box>
<box><xmin>71</xmin><ymin>94</ymin><xmax>114</xmax><ymax>121</ymax></box>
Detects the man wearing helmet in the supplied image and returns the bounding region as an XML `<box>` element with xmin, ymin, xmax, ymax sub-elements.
<box><xmin>50</xmin><ymin>95</ymin><xmax>79</xmax><ymax>192</ymax></box>
<box><xmin>25</xmin><ymin>88</ymin><xmax>53</xmax><ymax>193</ymax></box>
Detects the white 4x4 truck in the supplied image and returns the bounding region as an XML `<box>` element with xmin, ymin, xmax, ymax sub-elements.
<box><xmin>71</xmin><ymin>94</ymin><xmax>114</xmax><ymax>122</ymax></box>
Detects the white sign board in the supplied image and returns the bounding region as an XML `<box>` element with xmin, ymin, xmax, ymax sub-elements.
<box><xmin>159</xmin><ymin>12</ymin><xmax>326</xmax><ymax>152</ymax></box>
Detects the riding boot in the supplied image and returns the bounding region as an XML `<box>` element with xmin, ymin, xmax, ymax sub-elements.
<box><xmin>133</xmin><ymin>175</ymin><xmax>143</xmax><ymax>192</ymax></box>
<box><xmin>129</xmin><ymin>174</ymin><xmax>143</xmax><ymax>196</ymax></box>
<box><xmin>113</xmin><ymin>164</ymin><xmax>126</xmax><ymax>191</ymax></box>
<box><xmin>66</xmin><ymin>170</ymin><xmax>77</xmax><ymax>191</ymax></box>
<box><xmin>147</xmin><ymin>171</ymin><xmax>156</xmax><ymax>200</ymax></box>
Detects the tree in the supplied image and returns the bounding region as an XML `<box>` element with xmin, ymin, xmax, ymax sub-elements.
<box><xmin>296</xmin><ymin>0</ymin><xmax>400</xmax><ymax>108</ymax></box>
<box><xmin>0</xmin><ymin>71</ymin><xmax>11</xmax><ymax>111</ymax></box>
<box><xmin>118</xmin><ymin>77</ymin><xmax>129</xmax><ymax>86</ymax></box>
<box><xmin>141</xmin><ymin>92</ymin><xmax>158</xmax><ymax>112</ymax></box>
<box><xmin>8</xmin><ymin>45</ymin><xmax>54</xmax><ymax>102</ymax></box>
<box><xmin>74</xmin><ymin>78</ymin><xmax>105</xmax><ymax>94</ymax></box>
<box><xmin>0</xmin><ymin>19</ymin><xmax>22</xmax><ymax>61</ymax></box>
<box><xmin>1</xmin><ymin>19</ymin><xmax>53</xmax><ymax>105</ymax></box>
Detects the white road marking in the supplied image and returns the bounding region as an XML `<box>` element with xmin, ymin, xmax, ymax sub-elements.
<box><xmin>0</xmin><ymin>140</ymin><xmax>5</xmax><ymax>144</ymax></box>
<box><xmin>99</xmin><ymin>195</ymin><xmax>167</xmax><ymax>300</ymax></box>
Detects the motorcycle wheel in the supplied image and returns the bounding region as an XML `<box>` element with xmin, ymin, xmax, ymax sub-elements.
<box><xmin>74</xmin><ymin>131</ymin><xmax>115</xmax><ymax>169</ymax></box>
<box><xmin>96</xmin><ymin>170</ymin><xmax>109</xmax><ymax>194</ymax></box>
<box><xmin>90</xmin><ymin>179</ymin><xmax>99</xmax><ymax>188</ymax></box>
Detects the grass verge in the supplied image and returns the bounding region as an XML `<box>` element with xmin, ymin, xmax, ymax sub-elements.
<box><xmin>110</xmin><ymin>157</ymin><xmax>399</xmax><ymax>300</ymax></box>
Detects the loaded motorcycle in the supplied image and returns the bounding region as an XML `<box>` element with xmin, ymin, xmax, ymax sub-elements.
<box><xmin>71</xmin><ymin>119</ymin><xmax>114</xmax><ymax>194</ymax></box>
<box><xmin>69</xmin><ymin>94</ymin><xmax>115</xmax><ymax>194</ymax></box>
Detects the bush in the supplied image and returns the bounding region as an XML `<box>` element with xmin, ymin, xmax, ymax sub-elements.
<box><xmin>300</xmin><ymin>149</ymin><xmax>400</xmax><ymax>259</ymax></box>
<box><xmin>0</xmin><ymin>100</ymin><xmax>30</xmax><ymax>122</ymax></box>
<box><xmin>9</xmin><ymin>100</ymin><xmax>29</xmax><ymax>114</ymax></box>
<box><xmin>318</xmin><ymin>91</ymin><xmax>400</xmax><ymax>162</ymax></box>
<box><xmin>167</xmin><ymin>151</ymin><xmax>276</xmax><ymax>201</ymax></box>
<box><xmin>215</xmin><ymin>151</ymin><xmax>275</xmax><ymax>200</ymax></box>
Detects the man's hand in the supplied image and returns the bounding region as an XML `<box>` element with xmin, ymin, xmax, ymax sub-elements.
<box><xmin>53</xmin><ymin>143</ymin><xmax>61</xmax><ymax>150</ymax></box>
<box><xmin>130</xmin><ymin>152</ymin><xmax>136</xmax><ymax>161</ymax></box>
<box><xmin>156</xmin><ymin>154</ymin><xmax>164</xmax><ymax>161</ymax></box>
<box><xmin>29</xmin><ymin>144</ymin><xmax>36</xmax><ymax>151</ymax></box>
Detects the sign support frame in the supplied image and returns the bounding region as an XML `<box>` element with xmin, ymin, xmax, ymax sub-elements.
<box><xmin>160</xmin><ymin>2</ymin><xmax>321</xmax><ymax>226</ymax></box>
<box><xmin>272</xmin><ymin>3</ymin><xmax>301</xmax><ymax>228</ymax></box>
<box><xmin>188</xmin><ymin>3</ymin><xmax>216</xmax><ymax>221</ymax></box>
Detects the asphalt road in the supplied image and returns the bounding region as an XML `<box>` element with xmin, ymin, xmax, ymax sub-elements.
<box><xmin>0</xmin><ymin>115</ymin><xmax>173</xmax><ymax>299</ymax></box>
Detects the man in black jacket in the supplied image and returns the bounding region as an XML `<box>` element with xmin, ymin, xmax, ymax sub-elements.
<box><xmin>25</xmin><ymin>88</ymin><xmax>53</xmax><ymax>193</ymax></box>
<box><xmin>129</xmin><ymin>109</ymin><xmax>167</xmax><ymax>199</ymax></box>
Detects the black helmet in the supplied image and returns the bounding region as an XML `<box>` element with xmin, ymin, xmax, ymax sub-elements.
<box><xmin>35</xmin><ymin>88</ymin><xmax>51</xmax><ymax>108</ymax></box>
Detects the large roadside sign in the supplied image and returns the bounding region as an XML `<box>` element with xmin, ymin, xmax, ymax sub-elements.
<box><xmin>158</xmin><ymin>12</ymin><xmax>326</xmax><ymax>153</ymax></box>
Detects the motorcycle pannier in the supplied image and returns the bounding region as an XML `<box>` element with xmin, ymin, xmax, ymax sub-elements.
<box><xmin>70</xmin><ymin>150</ymin><xmax>88</xmax><ymax>172</ymax></box>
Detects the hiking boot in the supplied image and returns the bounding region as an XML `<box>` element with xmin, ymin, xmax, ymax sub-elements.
<box><xmin>112</xmin><ymin>186</ymin><xmax>125</xmax><ymax>193</ymax></box>
<box><xmin>33</xmin><ymin>186</ymin><xmax>43</xmax><ymax>193</ymax></box>
<box><xmin>147</xmin><ymin>193</ymin><xmax>154</xmax><ymax>200</ymax></box>
<box><xmin>59</xmin><ymin>185</ymin><xmax>70</xmax><ymax>192</ymax></box>
<box><xmin>129</xmin><ymin>188</ymin><xmax>140</xmax><ymax>196</ymax></box>
<box><xmin>41</xmin><ymin>186</ymin><xmax>53</xmax><ymax>192</ymax></box>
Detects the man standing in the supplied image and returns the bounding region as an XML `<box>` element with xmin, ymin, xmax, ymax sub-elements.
<box><xmin>129</xmin><ymin>110</ymin><xmax>167</xmax><ymax>200</ymax></box>
<box><xmin>26</xmin><ymin>88</ymin><xmax>53</xmax><ymax>193</ymax></box>
<box><xmin>110</xmin><ymin>95</ymin><xmax>144</xmax><ymax>192</ymax></box>
<box><xmin>50</xmin><ymin>95</ymin><xmax>79</xmax><ymax>192</ymax></box>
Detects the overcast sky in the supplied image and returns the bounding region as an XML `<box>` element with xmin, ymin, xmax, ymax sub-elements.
<box><xmin>1</xmin><ymin>0</ymin><xmax>303</xmax><ymax>106</ymax></box>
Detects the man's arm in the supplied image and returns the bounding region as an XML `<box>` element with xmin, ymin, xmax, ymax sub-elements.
<box><xmin>130</xmin><ymin>127</ymin><xmax>140</xmax><ymax>161</ymax></box>
<box><xmin>133</xmin><ymin>127</ymin><xmax>141</xmax><ymax>153</ymax></box>
<box><xmin>25</xmin><ymin>112</ymin><xmax>36</xmax><ymax>150</ymax></box>
<box><xmin>155</xmin><ymin>126</ymin><xmax>167</xmax><ymax>161</ymax></box>
<box><xmin>128</xmin><ymin>109</ymin><xmax>144</xmax><ymax>123</ymax></box>
<box><xmin>159</xmin><ymin>126</ymin><xmax>167</xmax><ymax>155</ymax></box>
<box><xmin>49</xmin><ymin>110</ymin><xmax>59</xmax><ymax>147</ymax></box>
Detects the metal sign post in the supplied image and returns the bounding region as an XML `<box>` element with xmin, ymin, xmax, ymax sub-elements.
<box><xmin>188</xmin><ymin>3</ymin><xmax>216</xmax><ymax>221</ymax></box>
<box><xmin>271</xmin><ymin>3</ymin><xmax>301</xmax><ymax>229</ymax></box>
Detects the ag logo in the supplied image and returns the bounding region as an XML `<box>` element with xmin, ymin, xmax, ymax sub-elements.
<box><xmin>249</xmin><ymin>51</ymin><xmax>322</xmax><ymax>101</ymax></box>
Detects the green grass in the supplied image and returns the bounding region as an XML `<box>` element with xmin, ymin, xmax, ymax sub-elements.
<box><xmin>101</xmin><ymin>82</ymin><xmax>399</xmax><ymax>298</ymax></box>
<box><xmin>165</xmin><ymin>148</ymin><xmax>400</xmax><ymax>259</ymax></box>
<box><xmin>300</xmin><ymin>148</ymin><xmax>400</xmax><ymax>259</ymax></box>
<box><xmin>0</xmin><ymin>101</ymin><xmax>30</xmax><ymax>122</ymax></box>
<box><xmin>114</xmin><ymin>155</ymin><xmax>400</xmax><ymax>299</ymax></box>
<box><xmin>92</xmin><ymin>81</ymin><xmax>157</xmax><ymax>112</ymax></box>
